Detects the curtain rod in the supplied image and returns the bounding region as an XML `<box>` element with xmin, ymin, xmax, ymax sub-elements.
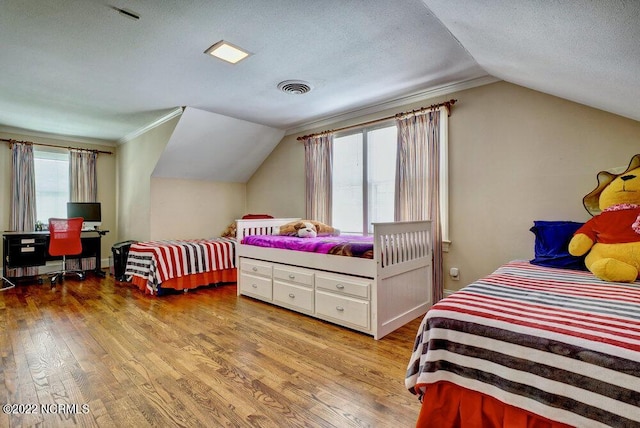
<box><xmin>297</xmin><ymin>99</ymin><xmax>457</xmax><ymax>141</ymax></box>
<box><xmin>1</xmin><ymin>138</ymin><xmax>113</xmax><ymax>155</ymax></box>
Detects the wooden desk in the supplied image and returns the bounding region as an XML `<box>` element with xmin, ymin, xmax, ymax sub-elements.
<box><xmin>2</xmin><ymin>230</ymin><xmax>109</xmax><ymax>284</ymax></box>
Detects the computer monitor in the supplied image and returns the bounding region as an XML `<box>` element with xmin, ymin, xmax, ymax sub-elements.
<box><xmin>67</xmin><ymin>202</ymin><xmax>102</xmax><ymax>230</ymax></box>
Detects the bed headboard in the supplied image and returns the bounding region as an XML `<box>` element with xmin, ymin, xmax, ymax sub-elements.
<box><xmin>235</xmin><ymin>218</ymin><xmax>301</xmax><ymax>243</ymax></box>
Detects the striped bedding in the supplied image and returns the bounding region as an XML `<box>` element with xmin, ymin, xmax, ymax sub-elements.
<box><xmin>405</xmin><ymin>260</ymin><xmax>640</xmax><ymax>427</ymax></box>
<box><xmin>125</xmin><ymin>237</ymin><xmax>236</xmax><ymax>294</ymax></box>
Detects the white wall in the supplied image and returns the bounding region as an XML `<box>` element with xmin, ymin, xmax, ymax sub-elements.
<box><xmin>150</xmin><ymin>177</ymin><xmax>245</xmax><ymax>240</ymax></box>
<box><xmin>117</xmin><ymin>117</ymin><xmax>179</xmax><ymax>242</ymax></box>
<box><xmin>117</xmin><ymin>115</ymin><xmax>249</xmax><ymax>242</ymax></box>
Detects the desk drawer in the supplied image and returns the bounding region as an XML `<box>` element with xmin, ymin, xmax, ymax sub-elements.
<box><xmin>7</xmin><ymin>238</ymin><xmax>47</xmax><ymax>268</ymax></box>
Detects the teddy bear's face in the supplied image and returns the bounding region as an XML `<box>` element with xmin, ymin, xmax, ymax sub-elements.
<box><xmin>599</xmin><ymin>166</ymin><xmax>640</xmax><ymax>210</ymax></box>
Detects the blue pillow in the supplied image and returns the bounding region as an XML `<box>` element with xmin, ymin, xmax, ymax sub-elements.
<box><xmin>529</xmin><ymin>221</ymin><xmax>587</xmax><ymax>270</ymax></box>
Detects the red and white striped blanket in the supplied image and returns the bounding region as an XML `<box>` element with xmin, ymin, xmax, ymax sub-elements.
<box><xmin>125</xmin><ymin>237</ymin><xmax>236</xmax><ymax>294</ymax></box>
<box><xmin>406</xmin><ymin>260</ymin><xmax>640</xmax><ymax>427</ymax></box>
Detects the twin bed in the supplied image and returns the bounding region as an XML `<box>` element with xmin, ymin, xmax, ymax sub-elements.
<box><xmin>125</xmin><ymin>237</ymin><xmax>237</xmax><ymax>295</ymax></box>
<box><xmin>235</xmin><ymin>217</ymin><xmax>432</xmax><ymax>339</ymax></box>
<box><xmin>124</xmin><ymin>218</ymin><xmax>433</xmax><ymax>340</ymax></box>
<box><xmin>406</xmin><ymin>260</ymin><xmax>640</xmax><ymax>427</ymax></box>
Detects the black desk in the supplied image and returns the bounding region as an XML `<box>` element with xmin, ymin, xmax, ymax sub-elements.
<box><xmin>2</xmin><ymin>230</ymin><xmax>109</xmax><ymax>284</ymax></box>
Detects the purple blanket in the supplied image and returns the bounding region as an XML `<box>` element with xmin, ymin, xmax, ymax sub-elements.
<box><xmin>242</xmin><ymin>235</ymin><xmax>374</xmax><ymax>258</ymax></box>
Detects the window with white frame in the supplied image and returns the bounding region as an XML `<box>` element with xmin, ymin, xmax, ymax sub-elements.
<box><xmin>331</xmin><ymin>109</ymin><xmax>450</xmax><ymax>245</ymax></box>
<box><xmin>332</xmin><ymin>123</ymin><xmax>397</xmax><ymax>234</ymax></box>
<box><xmin>33</xmin><ymin>149</ymin><xmax>69</xmax><ymax>224</ymax></box>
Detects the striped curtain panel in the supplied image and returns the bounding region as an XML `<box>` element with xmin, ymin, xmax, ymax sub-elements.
<box><xmin>68</xmin><ymin>149</ymin><xmax>98</xmax><ymax>271</ymax></box>
<box><xmin>426</xmin><ymin>111</ymin><xmax>444</xmax><ymax>304</ymax></box>
<box><xmin>304</xmin><ymin>134</ymin><xmax>333</xmax><ymax>223</ymax></box>
<box><xmin>395</xmin><ymin>114</ymin><xmax>429</xmax><ymax>221</ymax></box>
<box><xmin>69</xmin><ymin>150</ymin><xmax>97</xmax><ymax>202</ymax></box>
<box><xmin>8</xmin><ymin>143</ymin><xmax>38</xmax><ymax>277</ymax></box>
<box><xmin>395</xmin><ymin>110</ymin><xmax>444</xmax><ymax>304</ymax></box>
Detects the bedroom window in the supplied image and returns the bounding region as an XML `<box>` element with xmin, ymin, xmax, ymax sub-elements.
<box><xmin>34</xmin><ymin>149</ymin><xmax>69</xmax><ymax>224</ymax></box>
<box><xmin>331</xmin><ymin>108</ymin><xmax>450</xmax><ymax>246</ymax></box>
<box><xmin>332</xmin><ymin>123</ymin><xmax>397</xmax><ymax>234</ymax></box>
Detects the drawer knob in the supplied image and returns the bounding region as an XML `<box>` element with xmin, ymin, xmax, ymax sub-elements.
<box><xmin>335</xmin><ymin>283</ymin><xmax>345</xmax><ymax>290</ymax></box>
<box><xmin>252</xmin><ymin>267</ymin><xmax>258</xmax><ymax>272</ymax></box>
<box><xmin>336</xmin><ymin>306</ymin><xmax>344</xmax><ymax>312</ymax></box>
<box><xmin>288</xmin><ymin>293</ymin><xmax>295</xmax><ymax>299</ymax></box>
<box><xmin>251</xmin><ymin>283</ymin><xmax>258</xmax><ymax>288</ymax></box>
<box><xmin>288</xmin><ymin>274</ymin><xmax>295</xmax><ymax>279</ymax></box>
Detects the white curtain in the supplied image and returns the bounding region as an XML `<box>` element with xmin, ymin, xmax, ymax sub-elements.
<box><xmin>395</xmin><ymin>109</ymin><xmax>445</xmax><ymax>304</ymax></box>
<box><xmin>304</xmin><ymin>134</ymin><xmax>333</xmax><ymax>223</ymax></box>
<box><xmin>69</xmin><ymin>150</ymin><xmax>97</xmax><ymax>202</ymax></box>
<box><xmin>10</xmin><ymin>143</ymin><xmax>37</xmax><ymax>231</ymax></box>
<box><xmin>395</xmin><ymin>114</ymin><xmax>429</xmax><ymax>221</ymax></box>
<box><xmin>8</xmin><ymin>143</ymin><xmax>38</xmax><ymax>277</ymax></box>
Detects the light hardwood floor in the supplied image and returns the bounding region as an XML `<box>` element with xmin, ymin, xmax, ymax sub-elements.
<box><xmin>0</xmin><ymin>273</ymin><xmax>424</xmax><ymax>427</ymax></box>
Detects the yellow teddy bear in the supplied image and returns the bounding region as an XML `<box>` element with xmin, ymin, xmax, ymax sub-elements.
<box><xmin>568</xmin><ymin>154</ymin><xmax>640</xmax><ymax>282</ymax></box>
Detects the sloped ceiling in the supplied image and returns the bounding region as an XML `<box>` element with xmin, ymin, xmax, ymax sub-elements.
<box><xmin>0</xmin><ymin>0</ymin><xmax>486</xmax><ymax>141</ymax></box>
<box><xmin>422</xmin><ymin>0</ymin><xmax>640</xmax><ymax>122</ymax></box>
<box><xmin>152</xmin><ymin>107</ymin><xmax>285</xmax><ymax>182</ymax></box>
<box><xmin>1</xmin><ymin>1</ymin><xmax>639</xmax><ymax>183</ymax></box>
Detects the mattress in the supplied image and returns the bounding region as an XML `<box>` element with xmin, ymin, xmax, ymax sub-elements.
<box><xmin>241</xmin><ymin>234</ymin><xmax>374</xmax><ymax>258</ymax></box>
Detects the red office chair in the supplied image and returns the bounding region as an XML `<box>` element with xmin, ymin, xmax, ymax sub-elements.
<box><xmin>48</xmin><ymin>217</ymin><xmax>85</xmax><ymax>285</ymax></box>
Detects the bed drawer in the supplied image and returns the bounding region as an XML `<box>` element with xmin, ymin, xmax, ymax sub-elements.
<box><xmin>239</xmin><ymin>273</ymin><xmax>272</xmax><ymax>301</ymax></box>
<box><xmin>241</xmin><ymin>258</ymin><xmax>272</xmax><ymax>278</ymax></box>
<box><xmin>315</xmin><ymin>290</ymin><xmax>370</xmax><ymax>330</ymax></box>
<box><xmin>315</xmin><ymin>273</ymin><xmax>371</xmax><ymax>299</ymax></box>
<box><xmin>273</xmin><ymin>281</ymin><xmax>314</xmax><ymax>313</ymax></box>
<box><xmin>273</xmin><ymin>265</ymin><xmax>314</xmax><ymax>287</ymax></box>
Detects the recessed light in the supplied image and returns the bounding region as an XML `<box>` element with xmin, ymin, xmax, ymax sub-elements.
<box><xmin>204</xmin><ymin>40</ymin><xmax>251</xmax><ymax>64</ymax></box>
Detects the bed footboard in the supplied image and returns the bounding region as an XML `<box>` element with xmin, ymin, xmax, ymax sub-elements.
<box><xmin>373</xmin><ymin>221</ymin><xmax>432</xmax><ymax>339</ymax></box>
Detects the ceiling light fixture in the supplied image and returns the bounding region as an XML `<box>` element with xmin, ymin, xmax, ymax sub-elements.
<box><xmin>204</xmin><ymin>40</ymin><xmax>251</xmax><ymax>64</ymax></box>
<box><xmin>277</xmin><ymin>80</ymin><xmax>313</xmax><ymax>94</ymax></box>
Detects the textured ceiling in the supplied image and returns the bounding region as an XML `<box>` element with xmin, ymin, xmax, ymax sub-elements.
<box><xmin>0</xmin><ymin>0</ymin><xmax>486</xmax><ymax>142</ymax></box>
<box><xmin>422</xmin><ymin>0</ymin><xmax>640</xmax><ymax>124</ymax></box>
<box><xmin>152</xmin><ymin>107</ymin><xmax>285</xmax><ymax>182</ymax></box>
<box><xmin>1</xmin><ymin>0</ymin><xmax>638</xmax><ymax>184</ymax></box>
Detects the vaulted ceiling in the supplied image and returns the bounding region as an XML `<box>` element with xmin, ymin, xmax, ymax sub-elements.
<box><xmin>1</xmin><ymin>1</ymin><xmax>638</xmax><ymax>181</ymax></box>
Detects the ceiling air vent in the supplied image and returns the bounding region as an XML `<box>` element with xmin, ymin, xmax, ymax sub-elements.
<box><xmin>277</xmin><ymin>80</ymin><xmax>312</xmax><ymax>95</ymax></box>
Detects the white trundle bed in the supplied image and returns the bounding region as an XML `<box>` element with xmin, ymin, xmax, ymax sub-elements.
<box><xmin>235</xmin><ymin>218</ymin><xmax>432</xmax><ymax>339</ymax></box>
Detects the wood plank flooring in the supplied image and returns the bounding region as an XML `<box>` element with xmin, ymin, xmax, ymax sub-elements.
<box><xmin>0</xmin><ymin>273</ymin><xmax>424</xmax><ymax>427</ymax></box>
